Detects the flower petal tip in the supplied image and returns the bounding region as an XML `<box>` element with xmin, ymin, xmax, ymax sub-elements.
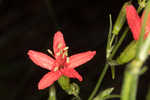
<box><xmin>27</xmin><ymin>50</ymin><xmax>34</xmax><ymax>55</ymax></box>
<box><xmin>91</xmin><ymin>51</ymin><xmax>96</xmax><ymax>55</ymax></box>
<box><xmin>38</xmin><ymin>82</ymin><xmax>48</xmax><ymax>90</ymax></box>
<box><xmin>78</xmin><ymin>77</ymin><xmax>83</xmax><ymax>81</ymax></box>
<box><xmin>88</xmin><ymin>51</ymin><xmax>96</xmax><ymax>58</ymax></box>
<box><xmin>54</xmin><ymin>31</ymin><xmax>64</xmax><ymax>39</ymax></box>
<box><xmin>38</xmin><ymin>80</ymin><xmax>45</xmax><ymax>90</ymax></box>
<box><xmin>38</xmin><ymin>85</ymin><xmax>44</xmax><ymax>90</ymax></box>
<box><xmin>27</xmin><ymin>50</ymin><xmax>38</xmax><ymax>61</ymax></box>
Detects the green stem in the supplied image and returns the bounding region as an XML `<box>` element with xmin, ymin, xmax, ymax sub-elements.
<box><xmin>88</xmin><ymin>64</ymin><xmax>109</xmax><ymax>100</ymax></box>
<box><xmin>110</xmin><ymin>27</ymin><xmax>129</xmax><ymax>58</ymax></box>
<box><xmin>88</xmin><ymin>4</ymin><xmax>143</xmax><ymax>100</ymax></box>
<box><xmin>121</xmin><ymin>72</ymin><xmax>138</xmax><ymax>100</ymax></box>
<box><xmin>48</xmin><ymin>85</ymin><xmax>56</xmax><ymax>100</ymax></box>
<box><xmin>121</xmin><ymin>1</ymin><xmax>150</xmax><ymax>99</ymax></box>
<box><xmin>104</xmin><ymin>94</ymin><xmax>120</xmax><ymax>99</ymax></box>
<box><xmin>121</xmin><ymin>60</ymin><xmax>142</xmax><ymax>100</ymax></box>
<box><xmin>106</xmin><ymin>14</ymin><xmax>113</xmax><ymax>59</ymax></box>
<box><xmin>88</xmin><ymin>18</ymin><xmax>129</xmax><ymax>100</ymax></box>
<box><xmin>110</xmin><ymin>34</ymin><xmax>116</xmax><ymax>48</ymax></box>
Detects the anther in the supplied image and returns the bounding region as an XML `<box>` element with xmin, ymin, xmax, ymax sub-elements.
<box><xmin>56</xmin><ymin>49</ymin><xmax>63</xmax><ymax>56</ymax></box>
<box><xmin>58</xmin><ymin>43</ymin><xmax>62</xmax><ymax>49</ymax></box>
<box><xmin>63</xmin><ymin>46</ymin><xmax>69</xmax><ymax>50</ymax></box>
<box><xmin>66</xmin><ymin>57</ymin><xmax>70</xmax><ymax>63</ymax></box>
<box><xmin>62</xmin><ymin>51</ymin><xmax>68</xmax><ymax>59</ymax></box>
<box><xmin>65</xmin><ymin>51</ymin><xmax>68</xmax><ymax>56</ymax></box>
<box><xmin>62</xmin><ymin>53</ymin><xmax>65</xmax><ymax>59</ymax></box>
<box><xmin>47</xmin><ymin>49</ymin><xmax>54</xmax><ymax>56</ymax></box>
<box><xmin>60</xmin><ymin>50</ymin><xmax>63</xmax><ymax>54</ymax></box>
<box><xmin>56</xmin><ymin>51</ymin><xmax>61</xmax><ymax>56</ymax></box>
<box><xmin>54</xmin><ymin>67</ymin><xmax>59</xmax><ymax>71</ymax></box>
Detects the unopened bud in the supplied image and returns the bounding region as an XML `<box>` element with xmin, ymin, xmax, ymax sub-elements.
<box><xmin>112</xmin><ymin>1</ymin><xmax>131</xmax><ymax>35</ymax></box>
<box><xmin>116</xmin><ymin>40</ymin><xmax>137</xmax><ymax>64</ymax></box>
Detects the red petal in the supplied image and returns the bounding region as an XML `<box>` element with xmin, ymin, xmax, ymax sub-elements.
<box><xmin>126</xmin><ymin>5</ymin><xmax>141</xmax><ymax>40</ymax></box>
<box><xmin>53</xmin><ymin>31</ymin><xmax>66</xmax><ymax>58</ymax></box>
<box><xmin>28</xmin><ymin>50</ymin><xmax>55</xmax><ymax>70</ymax></box>
<box><xmin>67</xmin><ymin>51</ymin><xmax>96</xmax><ymax>69</ymax></box>
<box><xmin>61</xmin><ymin>68</ymin><xmax>83</xmax><ymax>81</ymax></box>
<box><xmin>141</xmin><ymin>11</ymin><xmax>150</xmax><ymax>39</ymax></box>
<box><xmin>38</xmin><ymin>71</ymin><xmax>62</xmax><ymax>90</ymax></box>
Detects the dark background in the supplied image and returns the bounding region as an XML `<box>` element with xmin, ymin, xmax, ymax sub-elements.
<box><xmin>1</xmin><ymin>0</ymin><xmax>150</xmax><ymax>100</ymax></box>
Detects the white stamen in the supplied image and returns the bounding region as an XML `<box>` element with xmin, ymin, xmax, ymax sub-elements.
<box><xmin>58</xmin><ymin>43</ymin><xmax>62</xmax><ymax>49</ymax></box>
<box><xmin>62</xmin><ymin>53</ymin><xmax>65</xmax><ymax>59</ymax></box>
<box><xmin>63</xmin><ymin>46</ymin><xmax>69</xmax><ymax>50</ymax></box>
<box><xmin>56</xmin><ymin>52</ymin><xmax>61</xmax><ymax>56</ymax></box>
<box><xmin>65</xmin><ymin>51</ymin><xmax>68</xmax><ymax>56</ymax></box>
<box><xmin>62</xmin><ymin>51</ymin><xmax>68</xmax><ymax>59</ymax></box>
<box><xmin>60</xmin><ymin>50</ymin><xmax>63</xmax><ymax>54</ymax></box>
<box><xmin>47</xmin><ymin>49</ymin><xmax>53</xmax><ymax>56</ymax></box>
<box><xmin>66</xmin><ymin>57</ymin><xmax>70</xmax><ymax>63</ymax></box>
<box><xmin>54</xmin><ymin>67</ymin><xmax>58</xmax><ymax>71</ymax></box>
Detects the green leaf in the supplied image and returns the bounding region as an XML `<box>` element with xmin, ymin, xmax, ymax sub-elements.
<box><xmin>93</xmin><ymin>88</ymin><xmax>114</xmax><ymax>100</ymax></box>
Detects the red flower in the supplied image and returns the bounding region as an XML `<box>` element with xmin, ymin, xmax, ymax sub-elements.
<box><xmin>27</xmin><ymin>31</ymin><xmax>96</xmax><ymax>90</ymax></box>
<box><xmin>126</xmin><ymin>5</ymin><xmax>150</xmax><ymax>40</ymax></box>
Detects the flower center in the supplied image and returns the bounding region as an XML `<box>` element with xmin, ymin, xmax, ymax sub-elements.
<box><xmin>49</xmin><ymin>43</ymin><xmax>70</xmax><ymax>72</ymax></box>
<box><xmin>56</xmin><ymin>45</ymin><xmax>69</xmax><ymax>66</ymax></box>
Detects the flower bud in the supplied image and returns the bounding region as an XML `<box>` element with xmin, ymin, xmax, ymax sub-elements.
<box><xmin>116</xmin><ymin>40</ymin><xmax>137</xmax><ymax>64</ymax></box>
<box><xmin>58</xmin><ymin>76</ymin><xmax>80</xmax><ymax>97</ymax></box>
<box><xmin>68</xmin><ymin>83</ymin><xmax>80</xmax><ymax>97</ymax></box>
<box><xmin>58</xmin><ymin>75</ymin><xmax>70</xmax><ymax>91</ymax></box>
<box><xmin>112</xmin><ymin>2</ymin><xmax>131</xmax><ymax>35</ymax></box>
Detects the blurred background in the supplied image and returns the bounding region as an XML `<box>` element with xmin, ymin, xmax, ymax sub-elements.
<box><xmin>1</xmin><ymin>0</ymin><xmax>150</xmax><ymax>100</ymax></box>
